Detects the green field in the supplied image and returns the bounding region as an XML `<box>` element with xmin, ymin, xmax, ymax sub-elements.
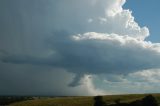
<box><xmin>9</xmin><ymin>94</ymin><xmax>160</xmax><ymax>106</ymax></box>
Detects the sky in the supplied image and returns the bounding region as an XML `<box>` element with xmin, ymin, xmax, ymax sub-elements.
<box><xmin>0</xmin><ymin>0</ymin><xmax>160</xmax><ymax>96</ymax></box>
<box><xmin>124</xmin><ymin>0</ymin><xmax>160</xmax><ymax>42</ymax></box>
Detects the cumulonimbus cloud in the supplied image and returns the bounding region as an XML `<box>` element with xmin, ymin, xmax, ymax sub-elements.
<box><xmin>0</xmin><ymin>0</ymin><xmax>159</xmax><ymax>89</ymax></box>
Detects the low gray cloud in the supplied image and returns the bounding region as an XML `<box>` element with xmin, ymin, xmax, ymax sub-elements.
<box><xmin>0</xmin><ymin>61</ymin><xmax>105</xmax><ymax>96</ymax></box>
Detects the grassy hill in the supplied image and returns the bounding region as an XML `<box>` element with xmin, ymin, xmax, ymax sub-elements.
<box><xmin>9</xmin><ymin>94</ymin><xmax>160</xmax><ymax>106</ymax></box>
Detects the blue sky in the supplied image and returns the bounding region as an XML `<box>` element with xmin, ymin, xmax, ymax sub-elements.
<box><xmin>124</xmin><ymin>0</ymin><xmax>160</xmax><ymax>42</ymax></box>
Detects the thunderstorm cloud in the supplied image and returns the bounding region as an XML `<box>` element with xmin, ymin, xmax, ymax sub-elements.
<box><xmin>0</xmin><ymin>0</ymin><xmax>160</xmax><ymax>95</ymax></box>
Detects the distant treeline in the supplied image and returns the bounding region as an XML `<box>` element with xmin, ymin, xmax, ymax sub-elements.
<box><xmin>0</xmin><ymin>96</ymin><xmax>33</xmax><ymax>105</ymax></box>
<box><xmin>94</xmin><ymin>95</ymin><xmax>158</xmax><ymax>106</ymax></box>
